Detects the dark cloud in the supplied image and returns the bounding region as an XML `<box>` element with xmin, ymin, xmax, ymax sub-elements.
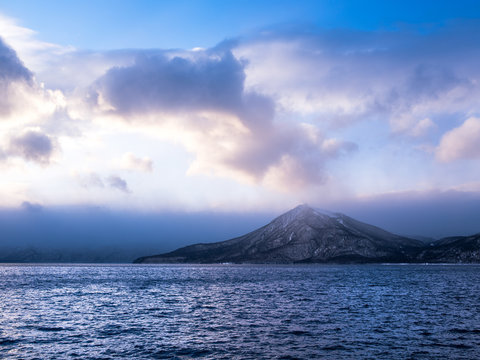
<box><xmin>8</xmin><ymin>131</ymin><xmax>55</xmax><ymax>164</ymax></box>
<box><xmin>0</xmin><ymin>37</ymin><xmax>32</xmax><ymax>82</ymax></box>
<box><xmin>93</xmin><ymin>50</ymin><xmax>245</xmax><ymax>116</ymax></box>
<box><xmin>107</xmin><ymin>175</ymin><xmax>130</xmax><ymax>193</ymax></box>
<box><xmin>0</xmin><ymin>37</ymin><xmax>33</xmax><ymax>115</ymax></box>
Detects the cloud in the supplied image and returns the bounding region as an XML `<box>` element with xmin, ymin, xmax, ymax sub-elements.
<box><xmin>75</xmin><ymin>172</ymin><xmax>105</xmax><ymax>188</ymax></box>
<box><xmin>436</xmin><ymin>117</ymin><xmax>480</xmax><ymax>162</ymax></box>
<box><xmin>0</xmin><ymin>36</ymin><xmax>32</xmax><ymax>115</ymax></box>
<box><xmin>0</xmin><ymin>34</ymin><xmax>73</xmax><ymax>169</ymax></box>
<box><xmin>1</xmin><ymin>18</ymin><xmax>477</xmax><ymax>207</ymax></box>
<box><xmin>0</xmin><ymin>37</ymin><xmax>32</xmax><ymax>82</ymax></box>
<box><xmin>75</xmin><ymin>172</ymin><xmax>133</xmax><ymax>194</ymax></box>
<box><xmin>0</xmin><ymin>14</ymin><xmax>74</xmax><ymax>75</ymax></box>
<box><xmin>8</xmin><ymin>130</ymin><xmax>55</xmax><ymax>164</ymax></box>
<box><xmin>89</xmin><ymin>49</ymin><xmax>354</xmax><ymax>189</ymax></box>
<box><xmin>93</xmin><ymin>50</ymin><xmax>246</xmax><ymax>115</ymax></box>
<box><xmin>408</xmin><ymin>118</ymin><xmax>435</xmax><ymax>137</ymax></box>
<box><xmin>77</xmin><ymin>21</ymin><xmax>480</xmax><ymax>192</ymax></box>
<box><xmin>234</xmin><ymin>22</ymin><xmax>480</xmax><ymax>135</ymax></box>
<box><xmin>118</xmin><ymin>152</ymin><xmax>153</xmax><ymax>173</ymax></box>
<box><xmin>107</xmin><ymin>175</ymin><xmax>130</xmax><ymax>193</ymax></box>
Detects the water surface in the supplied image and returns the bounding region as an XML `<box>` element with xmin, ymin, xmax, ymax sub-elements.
<box><xmin>1</xmin><ymin>264</ymin><xmax>480</xmax><ymax>359</ymax></box>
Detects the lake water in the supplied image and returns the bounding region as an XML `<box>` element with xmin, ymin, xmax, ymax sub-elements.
<box><xmin>1</xmin><ymin>264</ymin><xmax>479</xmax><ymax>359</ymax></box>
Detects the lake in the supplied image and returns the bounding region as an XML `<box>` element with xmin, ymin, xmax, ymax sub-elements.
<box><xmin>1</xmin><ymin>264</ymin><xmax>479</xmax><ymax>359</ymax></box>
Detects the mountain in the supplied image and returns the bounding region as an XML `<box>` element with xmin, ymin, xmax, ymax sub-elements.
<box><xmin>134</xmin><ymin>204</ymin><xmax>426</xmax><ymax>264</ymax></box>
<box><xmin>416</xmin><ymin>234</ymin><xmax>480</xmax><ymax>263</ymax></box>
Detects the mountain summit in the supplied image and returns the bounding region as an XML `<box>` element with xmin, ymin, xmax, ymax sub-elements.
<box><xmin>134</xmin><ymin>204</ymin><xmax>425</xmax><ymax>264</ymax></box>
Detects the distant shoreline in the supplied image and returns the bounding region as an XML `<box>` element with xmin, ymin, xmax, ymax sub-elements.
<box><xmin>1</xmin><ymin>262</ymin><xmax>480</xmax><ymax>266</ymax></box>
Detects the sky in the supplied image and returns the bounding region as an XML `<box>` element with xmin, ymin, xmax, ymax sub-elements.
<box><xmin>0</xmin><ymin>0</ymin><xmax>480</xmax><ymax>256</ymax></box>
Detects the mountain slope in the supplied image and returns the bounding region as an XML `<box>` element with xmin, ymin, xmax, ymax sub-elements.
<box><xmin>134</xmin><ymin>204</ymin><xmax>425</xmax><ymax>264</ymax></box>
<box><xmin>416</xmin><ymin>234</ymin><xmax>480</xmax><ymax>263</ymax></box>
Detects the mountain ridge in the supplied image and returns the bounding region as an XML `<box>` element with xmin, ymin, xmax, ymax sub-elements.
<box><xmin>135</xmin><ymin>204</ymin><xmax>476</xmax><ymax>264</ymax></box>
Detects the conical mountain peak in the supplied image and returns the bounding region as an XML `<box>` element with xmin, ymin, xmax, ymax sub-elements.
<box><xmin>135</xmin><ymin>205</ymin><xmax>426</xmax><ymax>264</ymax></box>
<box><xmin>273</xmin><ymin>204</ymin><xmax>344</xmax><ymax>227</ymax></box>
<box><xmin>276</xmin><ymin>203</ymin><xmax>314</xmax><ymax>220</ymax></box>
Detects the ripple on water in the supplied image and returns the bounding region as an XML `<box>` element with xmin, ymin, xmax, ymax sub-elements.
<box><xmin>0</xmin><ymin>264</ymin><xmax>480</xmax><ymax>359</ymax></box>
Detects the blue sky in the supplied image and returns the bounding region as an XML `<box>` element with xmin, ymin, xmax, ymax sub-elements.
<box><xmin>3</xmin><ymin>0</ymin><xmax>480</xmax><ymax>49</ymax></box>
<box><xmin>0</xmin><ymin>0</ymin><xmax>479</xmax><ymax>249</ymax></box>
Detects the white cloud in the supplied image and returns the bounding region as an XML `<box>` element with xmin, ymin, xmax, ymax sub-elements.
<box><xmin>411</xmin><ymin>118</ymin><xmax>435</xmax><ymax>137</ymax></box>
<box><xmin>391</xmin><ymin>117</ymin><xmax>435</xmax><ymax>137</ymax></box>
<box><xmin>118</xmin><ymin>152</ymin><xmax>153</xmax><ymax>173</ymax></box>
<box><xmin>436</xmin><ymin>117</ymin><xmax>480</xmax><ymax>162</ymax></box>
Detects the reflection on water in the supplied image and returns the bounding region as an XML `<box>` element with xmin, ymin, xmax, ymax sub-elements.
<box><xmin>1</xmin><ymin>264</ymin><xmax>480</xmax><ymax>359</ymax></box>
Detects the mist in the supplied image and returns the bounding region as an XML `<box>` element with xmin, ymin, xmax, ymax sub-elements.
<box><xmin>0</xmin><ymin>205</ymin><xmax>274</xmax><ymax>263</ymax></box>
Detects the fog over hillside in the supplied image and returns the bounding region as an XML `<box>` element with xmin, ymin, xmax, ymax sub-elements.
<box><xmin>0</xmin><ymin>206</ymin><xmax>274</xmax><ymax>262</ymax></box>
